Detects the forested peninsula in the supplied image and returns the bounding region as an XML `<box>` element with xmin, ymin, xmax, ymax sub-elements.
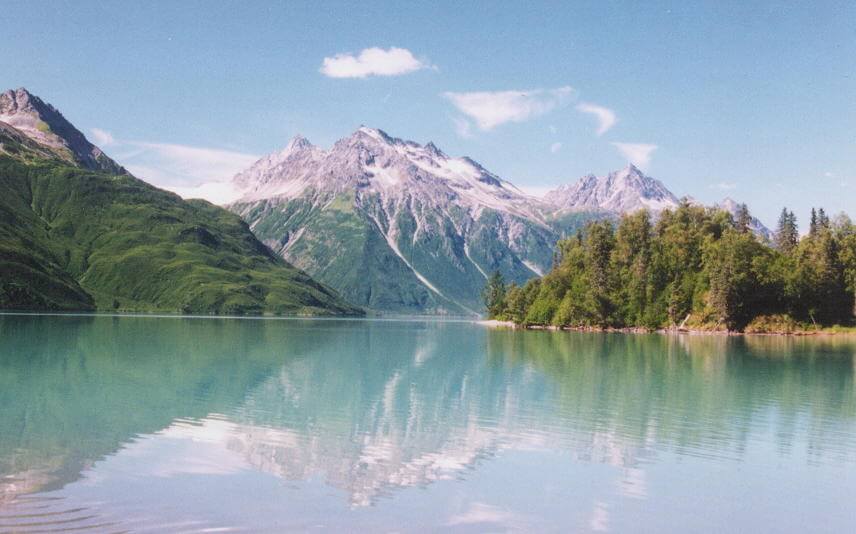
<box><xmin>483</xmin><ymin>203</ymin><xmax>856</xmax><ymax>333</ymax></box>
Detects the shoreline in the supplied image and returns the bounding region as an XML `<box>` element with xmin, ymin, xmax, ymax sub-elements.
<box><xmin>476</xmin><ymin>320</ymin><xmax>856</xmax><ymax>336</ymax></box>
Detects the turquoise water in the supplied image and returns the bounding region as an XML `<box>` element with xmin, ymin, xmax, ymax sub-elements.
<box><xmin>1</xmin><ymin>315</ymin><xmax>855</xmax><ymax>532</ymax></box>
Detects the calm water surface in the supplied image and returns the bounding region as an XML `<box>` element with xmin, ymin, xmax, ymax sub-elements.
<box><xmin>1</xmin><ymin>315</ymin><xmax>855</xmax><ymax>532</ymax></box>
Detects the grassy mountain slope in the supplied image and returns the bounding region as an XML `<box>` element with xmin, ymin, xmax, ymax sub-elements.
<box><xmin>0</xmin><ymin>154</ymin><xmax>361</xmax><ymax>315</ymax></box>
<box><xmin>228</xmin><ymin>128</ymin><xmax>591</xmax><ymax>316</ymax></box>
<box><xmin>238</xmin><ymin>194</ymin><xmax>458</xmax><ymax>312</ymax></box>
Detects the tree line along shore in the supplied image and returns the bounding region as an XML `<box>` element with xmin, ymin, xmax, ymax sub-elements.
<box><xmin>482</xmin><ymin>202</ymin><xmax>856</xmax><ymax>334</ymax></box>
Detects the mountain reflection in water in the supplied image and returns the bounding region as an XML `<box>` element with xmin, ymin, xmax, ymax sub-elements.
<box><xmin>1</xmin><ymin>315</ymin><xmax>855</xmax><ymax>532</ymax></box>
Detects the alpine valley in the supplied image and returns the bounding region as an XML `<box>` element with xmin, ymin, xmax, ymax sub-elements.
<box><xmin>227</xmin><ymin>128</ymin><xmax>769</xmax><ymax>315</ymax></box>
<box><xmin>0</xmin><ymin>88</ymin><xmax>360</xmax><ymax>316</ymax></box>
<box><xmin>0</xmin><ymin>88</ymin><xmax>772</xmax><ymax>317</ymax></box>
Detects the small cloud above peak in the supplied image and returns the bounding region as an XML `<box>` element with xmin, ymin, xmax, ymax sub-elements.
<box><xmin>576</xmin><ymin>102</ymin><xmax>617</xmax><ymax>136</ymax></box>
<box><xmin>442</xmin><ymin>86</ymin><xmax>575</xmax><ymax>131</ymax></box>
<box><xmin>710</xmin><ymin>181</ymin><xmax>737</xmax><ymax>191</ymax></box>
<box><xmin>612</xmin><ymin>142</ymin><xmax>657</xmax><ymax>171</ymax></box>
<box><xmin>90</xmin><ymin>128</ymin><xmax>115</xmax><ymax>146</ymax></box>
<box><xmin>451</xmin><ymin>116</ymin><xmax>473</xmax><ymax>139</ymax></box>
<box><xmin>320</xmin><ymin>47</ymin><xmax>432</xmax><ymax>79</ymax></box>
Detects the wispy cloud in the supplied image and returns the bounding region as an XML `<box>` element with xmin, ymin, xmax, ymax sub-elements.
<box><xmin>518</xmin><ymin>184</ymin><xmax>554</xmax><ymax>198</ymax></box>
<box><xmin>90</xmin><ymin>127</ymin><xmax>115</xmax><ymax>146</ymax></box>
<box><xmin>161</xmin><ymin>181</ymin><xmax>245</xmax><ymax>205</ymax></box>
<box><xmin>710</xmin><ymin>181</ymin><xmax>737</xmax><ymax>191</ymax></box>
<box><xmin>446</xmin><ymin>503</ymin><xmax>527</xmax><ymax>528</ymax></box>
<box><xmin>125</xmin><ymin>141</ymin><xmax>258</xmax><ymax>187</ymax></box>
<box><xmin>443</xmin><ymin>86</ymin><xmax>575</xmax><ymax>131</ymax></box>
<box><xmin>589</xmin><ymin>501</ymin><xmax>609</xmax><ymax>532</ymax></box>
<box><xmin>320</xmin><ymin>47</ymin><xmax>432</xmax><ymax>78</ymax></box>
<box><xmin>452</xmin><ymin>116</ymin><xmax>473</xmax><ymax>139</ymax></box>
<box><xmin>87</xmin><ymin>129</ymin><xmax>258</xmax><ymax>204</ymax></box>
<box><xmin>576</xmin><ymin>102</ymin><xmax>617</xmax><ymax>136</ymax></box>
<box><xmin>550</xmin><ymin>142</ymin><xmax>562</xmax><ymax>153</ymax></box>
<box><xmin>612</xmin><ymin>142</ymin><xmax>657</xmax><ymax>170</ymax></box>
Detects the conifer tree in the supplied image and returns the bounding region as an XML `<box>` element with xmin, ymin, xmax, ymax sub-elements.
<box><xmin>818</xmin><ymin>208</ymin><xmax>830</xmax><ymax>230</ymax></box>
<box><xmin>810</xmin><ymin>208</ymin><xmax>818</xmax><ymax>237</ymax></box>
<box><xmin>736</xmin><ymin>203</ymin><xmax>752</xmax><ymax>234</ymax></box>
<box><xmin>775</xmin><ymin>208</ymin><xmax>798</xmax><ymax>253</ymax></box>
<box><xmin>482</xmin><ymin>271</ymin><xmax>507</xmax><ymax>319</ymax></box>
<box><xmin>502</xmin><ymin>206</ymin><xmax>855</xmax><ymax>332</ymax></box>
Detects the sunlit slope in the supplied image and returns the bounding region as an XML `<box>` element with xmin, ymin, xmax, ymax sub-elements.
<box><xmin>0</xmin><ymin>155</ymin><xmax>361</xmax><ymax>315</ymax></box>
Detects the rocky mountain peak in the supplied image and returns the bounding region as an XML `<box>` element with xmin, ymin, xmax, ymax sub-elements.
<box><xmin>231</xmin><ymin>126</ymin><xmax>536</xmax><ymax>212</ymax></box>
<box><xmin>0</xmin><ymin>87</ymin><xmax>36</xmax><ymax>112</ymax></box>
<box><xmin>0</xmin><ymin>87</ymin><xmax>124</xmax><ymax>174</ymax></box>
<box><xmin>228</xmin><ymin>127</ymin><xmax>564</xmax><ymax>315</ymax></box>
<box><xmin>545</xmin><ymin>165</ymin><xmax>679</xmax><ymax>214</ymax></box>
<box><xmin>714</xmin><ymin>197</ymin><xmax>772</xmax><ymax>240</ymax></box>
<box><xmin>424</xmin><ymin>141</ymin><xmax>445</xmax><ymax>158</ymax></box>
<box><xmin>617</xmin><ymin>163</ymin><xmax>642</xmax><ymax>176</ymax></box>
<box><xmin>718</xmin><ymin>197</ymin><xmax>739</xmax><ymax>210</ymax></box>
<box><xmin>348</xmin><ymin>126</ymin><xmax>395</xmax><ymax>146</ymax></box>
<box><xmin>286</xmin><ymin>134</ymin><xmax>313</xmax><ymax>151</ymax></box>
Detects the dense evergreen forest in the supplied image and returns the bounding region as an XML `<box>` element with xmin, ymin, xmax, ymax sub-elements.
<box><xmin>483</xmin><ymin>202</ymin><xmax>856</xmax><ymax>332</ymax></box>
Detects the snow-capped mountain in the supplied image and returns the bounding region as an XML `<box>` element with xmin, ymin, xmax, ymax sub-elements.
<box><xmin>0</xmin><ymin>88</ymin><xmax>124</xmax><ymax>174</ymax></box>
<box><xmin>545</xmin><ymin>164</ymin><xmax>680</xmax><ymax>213</ymax></box>
<box><xmin>234</xmin><ymin>127</ymin><xmax>542</xmax><ymax>220</ymax></box>
<box><xmin>229</xmin><ymin>127</ymin><xmax>572</xmax><ymax>315</ymax></box>
<box><xmin>715</xmin><ymin>197</ymin><xmax>773</xmax><ymax>241</ymax></box>
<box><xmin>228</xmin><ymin>127</ymin><xmax>774</xmax><ymax>314</ymax></box>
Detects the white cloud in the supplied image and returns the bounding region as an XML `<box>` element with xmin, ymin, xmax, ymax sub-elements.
<box><xmin>320</xmin><ymin>47</ymin><xmax>431</xmax><ymax>78</ymax></box>
<box><xmin>710</xmin><ymin>181</ymin><xmax>737</xmax><ymax>191</ymax></box>
<box><xmin>446</xmin><ymin>503</ymin><xmax>526</xmax><ymax>528</ymax></box>
<box><xmin>452</xmin><ymin>116</ymin><xmax>473</xmax><ymax>139</ymax></box>
<box><xmin>612</xmin><ymin>142</ymin><xmax>658</xmax><ymax>170</ymax></box>
<box><xmin>550</xmin><ymin>142</ymin><xmax>562</xmax><ymax>153</ymax></box>
<box><xmin>107</xmin><ymin>138</ymin><xmax>259</xmax><ymax>204</ymax></box>
<box><xmin>126</xmin><ymin>141</ymin><xmax>258</xmax><ymax>185</ymax></box>
<box><xmin>162</xmin><ymin>181</ymin><xmax>244</xmax><ymax>205</ymax></box>
<box><xmin>442</xmin><ymin>86</ymin><xmax>575</xmax><ymax>130</ymax></box>
<box><xmin>589</xmin><ymin>501</ymin><xmax>609</xmax><ymax>532</ymax></box>
<box><xmin>90</xmin><ymin>127</ymin><xmax>115</xmax><ymax>146</ymax></box>
<box><xmin>575</xmin><ymin>102</ymin><xmax>617</xmax><ymax>136</ymax></box>
<box><xmin>824</xmin><ymin>171</ymin><xmax>834</xmax><ymax>177</ymax></box>
<box><xmin>518</xmin><ymin>184</ymin><xmax>554</xmax><ymax>198</ymax></box>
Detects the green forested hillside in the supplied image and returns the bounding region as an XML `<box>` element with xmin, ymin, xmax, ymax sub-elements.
<box><xmin>485</xmin><ymin>202</ymin><xmax>856</xmax><ymax>332</ymax></box>
<box><xmin>0</xmin><ymin>156</ymin><xmax>361</xmax><ymax>315</ymax></box>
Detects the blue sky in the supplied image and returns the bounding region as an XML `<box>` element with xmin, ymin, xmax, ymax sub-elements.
<box><xmin>2</xmin><ymin>0</ymin><xmax>854</xmax><ymax>226</ymax></box>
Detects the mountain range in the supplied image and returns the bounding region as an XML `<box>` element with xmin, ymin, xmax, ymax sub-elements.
<box><xmin>0</xmin><ymin>88</ymin><xmax>772</xmax><ymax>316</ymax></box>
<box><xmin>226</xmin><ymin>128</ymin><xmax>768</xmax><ymax>315</ymax></box>
<box><xmin>0</xmin><ymin>88</ymin><xmax>126</xmax><ymax>174</ymax></box>
<box><xmin>544</xmin><ymin>165</ymin><xmax>680</xmax><ymax>213</ymax></box>
<box><xmin>228</xmin><ymin>127</ymin><xmax>570</xmax><ymax>314</ymax></box>
<box><xmin>0</xmin><ymin>88</ymin><xmax>359</xmax><ymax>315</ymax></box>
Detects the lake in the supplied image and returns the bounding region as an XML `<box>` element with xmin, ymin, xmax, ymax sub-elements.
<box><xmin>1</xmin><ymin>315</ymin><xmax>855</xmax><ymax>532</ymax></box>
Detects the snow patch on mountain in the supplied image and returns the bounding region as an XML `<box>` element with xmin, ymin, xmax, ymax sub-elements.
<box><xmin>715</xmin><ymin>197</ymin><xmax>773</xmax><ymax>241</ymax></box>
<box><xmin>232</xmin><ymin>127</ymin><xmax>549</xmax><ymax>225</ymax></box>
<box><xmin>545</xmin><ymin>164</ymin><xmax>679</xmax><ymax>214</ymax></box>
<box><xmin>0</xmin><ymin>87</ymin><xmax>124</xmax><ymax>174</ymax></box>
<box><xmin>229</xmin><ymin>127</ymin><xmax>563</xmax><ymax>314</ymax></box>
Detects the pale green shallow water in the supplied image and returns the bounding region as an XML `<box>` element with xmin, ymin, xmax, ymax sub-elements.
<box><xmin>1</xmin><ymin>315</ymin><xmax>855</xmax><ymax>532</ymax></box>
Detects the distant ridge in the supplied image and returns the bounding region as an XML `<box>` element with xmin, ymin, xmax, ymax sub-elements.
<box><xmin>228</xmin><ymin>127</ymin><xmax>583</xmax><ymax>315</ymax></box>
<box><xmin>0</xmin><ymin>88</ymin><xmax>360</xmax><ymax>315</ymax></box>
<box><xmin>544</xmin><ymin>164</ymin><xmax>680</xmax><ymax>214</ymax></box>
<box><xmin>0</xmin><ymin>87</ymin><xmax>125</xmax><ymax>174</ymax></box>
